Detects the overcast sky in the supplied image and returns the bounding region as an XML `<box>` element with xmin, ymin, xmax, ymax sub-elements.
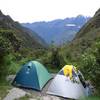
<box><xmin>0</xmin><ymin>0</ymin><xmax>100</xmax><ymax>23</ymax></box>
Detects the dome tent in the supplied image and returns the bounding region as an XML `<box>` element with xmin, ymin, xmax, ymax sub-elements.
<box><xmin>12</xmin><ymin>61</ymin><xmax>52</xmax><ymax>91</ymax></box>
<box><xmin>47</xmin><ymin>65</ymin><xmax>87</xmax><ymax>99</ymax></box>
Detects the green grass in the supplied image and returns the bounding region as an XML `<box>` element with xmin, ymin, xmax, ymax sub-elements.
<box><xmin>80</xmin><ymin>96</ymin><xmax>100</xmax><ymax>100</ymax></box>
<box><xmin>47</xmin><ymin>67</ymin><xmax>60</xmax><ymax>73</ymax></box>
<box><xmin>0</xmin><ymin>86</ymin><xmax>11</xmax><ymax>100</ymax></box>
<box><xmin>0</xmin><ymin>80</ymin><xmax>12</xmax><ymax>100</ymax></box>
<box><xmin>15</xmin><ymin>95</ymin><xmax>30</xmax><ymax>100</ymax></box>
<box><xmin>16</xmin><ymin>94</ymin><xmax>41</xmax><ymax>100</ymax></box>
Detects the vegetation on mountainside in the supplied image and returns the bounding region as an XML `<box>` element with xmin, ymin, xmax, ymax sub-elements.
<box><xmin>0</xmin><ymin>28</ymin><xmax>46</xmax><ymax>79</ymax></box>
<box><xmin>59</xmin><ymin>8</ymin><xmax>100</xmax><ymax>62</ymax></box>
<box><xmin>79</xmin><ymin>39</ymin><xmax>100</xmax><ymax>95</ymax></box>
<box><xmin>0</xmin><ymin>29</ymin><xmax>20</xmax><ymax>79</ymax></box>
<box><xmin>0</xmin><ymin>10</ymin><xmax>46</xmax><ymax>49</ymax></box>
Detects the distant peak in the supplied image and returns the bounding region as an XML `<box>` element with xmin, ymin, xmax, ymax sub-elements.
<box><xmin>76</xmin><ymin>15</ymin><xmax>84</xmax><ymax>18</ymax></box>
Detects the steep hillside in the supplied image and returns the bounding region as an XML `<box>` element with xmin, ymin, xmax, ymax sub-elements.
<box><xmin>0</xmin><ymin>10</ymin><xmax>46</xmax><ymax>49</ymax></box>
<box><xmin>75</xmin><ymin>9</ymin><xmax>100</xmax><ymax>39</ymax></box>
<box><xmin>61</xmin><ymin>8</ymin><xmax>100</xmax><ymax>61</ymax></box>
<box><xmin>22</xmin><ymin>15</ymin><xmax>90</xmax><ymax>45</ymax></box>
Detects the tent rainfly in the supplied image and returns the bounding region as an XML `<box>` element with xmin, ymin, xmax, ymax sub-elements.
<box><xmin>12</xmin><ymin>61</ymin><xmax>52</xmax><ymax>91</ymax></box>
<box><xmin>47</xmin><ymin>65</ymin><xmax>87</xmax><ymax>99</ymax></box>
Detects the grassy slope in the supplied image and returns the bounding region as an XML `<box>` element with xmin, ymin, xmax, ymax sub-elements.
<box><xmin>60</xmin><ymin>8</ymin><xmax>100</xmax><ymax>62</ymax></box>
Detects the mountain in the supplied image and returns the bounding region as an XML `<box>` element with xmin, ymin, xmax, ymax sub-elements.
<box><xmin>62</xmin><ymin>8</ymin><xmax>100</xmax><ymax>60</ymax></box>
<box><xmin>75</xmin><ymin>9</ymin><xmax>100</xmax><ymax>39</ymax></box>
<box><xmin>0</xmin><ymin>10</ymin><xmax>46</xmax><ymax>50</ymax></box>
<box><xmin>22</xmin><ymin>15</ymin><xmax>90</xmax><ymax>45</ymax></box>
<box><xmin>73</xmin><ymin>8</ymin><xmax>100</xmax><ymax>51</ymax></box>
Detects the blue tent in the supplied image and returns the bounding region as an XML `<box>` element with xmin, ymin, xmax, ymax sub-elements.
<box><xmin>12</xmin><ymin>61</ymin><xmax>52</xmax><ymax>91</ymax></box>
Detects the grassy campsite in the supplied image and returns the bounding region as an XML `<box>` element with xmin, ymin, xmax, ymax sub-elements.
<box><xmin>0</xmin><ymin>2</ymin><xmax>100</xmax><ymax>100</ymax></box>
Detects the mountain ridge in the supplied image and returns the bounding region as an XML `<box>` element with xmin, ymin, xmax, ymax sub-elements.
<box><xmin>0</xmin><ymin>10</ymin><xmax>46</xmax><ymax>49</ymax></box>
<box><xmin>22</xmin><ymin>15</ymin><xmax>90</xmax><ymax>45</ymax></box>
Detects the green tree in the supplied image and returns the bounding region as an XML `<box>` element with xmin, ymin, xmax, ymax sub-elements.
<box><xmin>79</xmin><ymin>41</ymin><xmax>100</xmax><ymax>95</ymax></box>
<box><xmin>51</xmin><ymin>48</ymin><xmax>60</xmax><ymax>67</ymax></box>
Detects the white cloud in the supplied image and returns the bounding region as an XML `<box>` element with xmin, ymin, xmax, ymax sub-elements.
<box><xmin>65</xmin><ymin>24</ymin><xmax>76</xmax><ymax>27</ymax></box>
<box><xmin>0</xmin><ymin>0</ymin><xmax>100</xmax><ymax>22</ymax></box>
